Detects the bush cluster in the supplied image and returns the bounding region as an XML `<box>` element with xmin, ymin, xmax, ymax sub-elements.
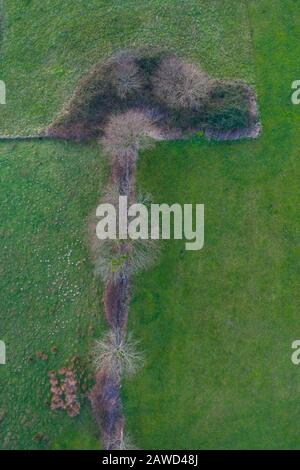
<box><xmin>205</xmin><ymin>81</ymin><xmax>254</xmax><ymax>131</ymax></box>
<box><xmin>48</xmin><ymin>50</ymin><xmax>256</xmax><ymax>140</ymax></box>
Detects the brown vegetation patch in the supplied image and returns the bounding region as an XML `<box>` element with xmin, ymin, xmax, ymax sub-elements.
<box><xmin>48</xmin><ymin>50</ymin><xmax>260</xmax><ymax>141</ymax></box>
<box><xmin>103</xmin><ymin>273</ymin><xmax>131</xmax><ymax>330</ymax></box>
<box><xmin>49</xmin><ymin>368</ymin><xmax>80</xmax><ymax>417</ymax></box>
<box><xmin>89</xmin><ymin>368</ymin><xmax>124</xmax><ymax>450</ymax></box>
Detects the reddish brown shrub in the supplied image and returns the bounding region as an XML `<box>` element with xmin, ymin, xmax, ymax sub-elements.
<box><xmin>49</xmin><ymin>368</ymin><xmax>80</xmax><ymax>417</ymax></box>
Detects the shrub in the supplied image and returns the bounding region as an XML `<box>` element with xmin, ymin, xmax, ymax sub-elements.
<box><xmin>48</xmin><ymin>50</ymin><xmax>256</xmax><ymax>140</ymax></box>
<box><xmin>115</xmin><ymin>432</ymin><xmax>136</xmax><ymax>450</ymax></box>
<box><xmin>205</xmin><ymin>81</ymin><xmax>254</xmax><ymax>131</ymax></box>
<box><xmin>49</xmin><ymin>369</ymin><xmax>80</xmax><ymax>417</ymax></box>
<box><xmin>94</xmin><ymin>238</ymin><xmax>160</xmax><ymax>283</ymax></box>
<box><xmin>136</xmin><ymin>48</ymin><xmax>168</xmax><ymax>79</ymax></box>
<box><xmin>110</xmin><ymin>51</ymin><xmax>145</xmax><ymax>100</ymax></box>
<box><xmin>93</xmin><ymin>330</ymin><xmax>144</xmax><ymax>378</ymax></box>
<box><xmin>152</xmin><ymin>55</ymin><xmax>213</xmax><ymax>111</ymax></box>
<box><xmin>49</xmin><ymin>51</ymin><xmax>147</xmax><ymax>140</ymax></box>
<box><xmin>101</xmin><ymin>110</ymin><xmax>156</xmax><ymax>163</ymax></box>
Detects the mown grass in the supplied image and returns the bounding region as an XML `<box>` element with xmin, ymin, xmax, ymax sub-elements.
<box><xmin>124</xmin><ymin>0</ymin><xmax>300</xmax><ymax>449</ymax></box>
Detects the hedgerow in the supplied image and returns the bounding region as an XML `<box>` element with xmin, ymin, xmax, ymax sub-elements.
<box><xmin>48</xmin><ymin>50</ymin><xmax>258</xmax><ymax>140</ymax></box>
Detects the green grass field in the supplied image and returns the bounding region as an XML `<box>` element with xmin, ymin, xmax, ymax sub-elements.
<box><xmin>1</xmin><ymin>0</ymin><xmax>300</xmax><ymax>450</ymax></box>
<box><xmin>125</xmin><ymin>1</ymin><xmax>300</xmax><ymax>449</ymax></box>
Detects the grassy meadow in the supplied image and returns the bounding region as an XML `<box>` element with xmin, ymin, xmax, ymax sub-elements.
<box><xmin>1</xmin><ymin>0</ymin><xmax>300</xmax><ymax>450</ymax></box>
<box><xmin>125</xmin><ymin>0</ymin><xmax>300</xmax><ymax>449</ymax></box>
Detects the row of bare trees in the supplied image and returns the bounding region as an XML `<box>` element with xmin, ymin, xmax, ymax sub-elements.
<box><xmin>89</xmin><ymin>110</ymin><xmax>161</xmax><ymax>450</ymax></box>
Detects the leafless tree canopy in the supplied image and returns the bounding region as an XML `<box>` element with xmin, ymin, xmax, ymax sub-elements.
<box><xmin>102</xmin><ymin>110</ymin><xmax>155</xmax><ymax>153</ymax></box>
<box><xmin>111</xmin><ymin>52</ymin><xmax>145</xmax><ymax>100</ymax></box>
<box><xmin>153</xmin><ymin>55</ymin><xmax>213</xmax><ymax>111</ymax></box>
<box><xmin>93</xmin><ymin>330</ymin><xmax>144</xmax><ymax>378</ymax></box>
<box><xmin>101</xmin><ymin>110</ymin><xmax>156</xmax><ymax>161</ymax></box>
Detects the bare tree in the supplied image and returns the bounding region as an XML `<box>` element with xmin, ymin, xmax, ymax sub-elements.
<box><xmin>94</xmin><ymin>237</ymin><xmax>160</xmax><ymax>283</ymax></box>
<box><xmin>153</xmin><ymin>55</ymin><xmax>213</xmax><ymax>111</ymax></box>
<box><xmin>93</xmin><ymin>329</ymin><xmax>144</xmax><ymax>378</ymax></box>
<box><xmin>111</xmin><ymin>52</ymin><xmax>145</xmax><ymax>100</ymax></box>
<box><xmin>101</xmin><ymin>110</ymin><xmax>157</xmax><ymax>163</ymax></box>
<box><xmin>108</xmin><ymin>430</ymin><xmax>137</xmax><ymax>450</ymax></box>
